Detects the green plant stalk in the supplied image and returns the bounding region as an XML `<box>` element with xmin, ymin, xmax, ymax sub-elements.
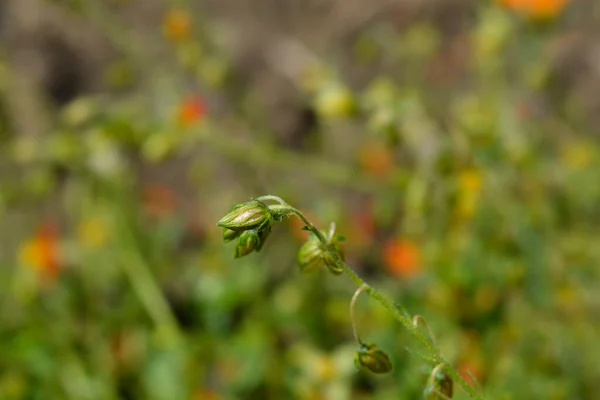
<box><xmin>112</xmin><ymin>209</ymin><xmax>183</xmax><ymax>347</ymax></box>
<box><xmin>288</xmin><ymin>207</ymin><xmax>485</xmax><ymax>400</ymax></box>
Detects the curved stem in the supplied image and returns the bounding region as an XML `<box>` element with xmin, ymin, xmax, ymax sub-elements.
<box><xmin>256</xmin><ymin>195</ymin><xmax>288</xmax><ymax>205</ymax></box>
<box><xmin>413</xmin><ymin>315</ymin><xmax>439</xmax><ymax>351</ymax></box>
<box><xmin>285</xmin><ymin>205</ymin><xmax>485</xmax><ymax>400</ymax></box>
<box><xmin>350</xmin><ymin>285</ymin><xmax>368</xmax><ymax>344</ymax></box>
<box><xmin>333</xmin><ymin>251</ymin><xmax>482</xmax><ymax>399</ymax></box>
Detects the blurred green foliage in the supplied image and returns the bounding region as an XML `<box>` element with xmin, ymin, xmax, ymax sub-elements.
<box><xmin>0</xmin><ymin>0</ymin><xmax>599</xmax><ymax>399</ymax></box>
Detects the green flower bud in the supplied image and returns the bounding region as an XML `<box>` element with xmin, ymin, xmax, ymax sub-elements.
<box><xmin>217</xmin><ymin>201</ymin><xmax>272</xmax><ymax>232</ymax></box>
<box><xmin>233</xmin><ymin>225</ymin><xmax>271</xmax><ymax>258</ymax></box>
<box><xmin>298</xmin><ymin>239</ymin><xmax>325</xmax><ymax>273</ymax></box>
<box><xmin>425</xmin><ymin>369</ymin><xmax>453</xmax><ymax>399</ymax></box>
<box><xmin>297</xmin><ymin>231</ymin><xmax>345</xmax><ymax>275</ymax></box>
<box><xmin>354</xmin><ymin>343</ymin><xmax>392</xmax><ymax>374</ymax></box>
<box><xmin>234</xmin><ymin>230</ymin><xmax>261</xmax><ymax>258</ymax></box>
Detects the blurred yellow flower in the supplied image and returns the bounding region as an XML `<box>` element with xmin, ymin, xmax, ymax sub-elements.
<box><xmin>499</xmin><ymin>0</ymin><xmax>570</xmax><ymax>19</ymax></box>
<box><xmin>459</xmin><ymin>169</ymin><xmax>482</xmax><ymax>192</ymax></box>
<box><xmin>314</xmin><ymin>83</ymin><xmax>355</xmax><ymax>119</ymax></box>
<box><xmin>474</xmin><ymin>7</ymin><xmax>512</xmax><ymax>58</ymax></box>
<box><xmin>314</xmin><ymin>354</ymin><xmax>336</xmax><ymax>382</ymax></box>
<box><xmin>561</xmin><ymin>141</ymin><xmax>594</xmax><ymax>170</ymax></box>
<box><xmin>77</xmin><ymin>218</ymin><xmax>108</xmax><ymax>248</ymax></box>
<box><xmin>163</xmin><ymin>8</ymin><xmax>192</xmax><ymax>42</ymax></box>
<box><xmin>456</xmin><ymin>169</ymin><xmax>482</xmax><ymax>219</ymax></box>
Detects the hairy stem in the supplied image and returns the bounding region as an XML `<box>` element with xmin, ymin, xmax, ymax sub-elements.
<box><xmin>413</xmin><ymin>314</ymin><xmax>439</xmax><ymax>351</ymax></box>
<box><xmin>287</xmin><ymin>206</ymin><xmax>485</xmax><ymax>400</ymax></box>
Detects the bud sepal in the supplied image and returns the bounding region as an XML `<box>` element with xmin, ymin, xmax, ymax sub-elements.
<box><xmin>223</xmin><ymin>228</ymin><xmax>242</xmax><ymax>243</ymax></box>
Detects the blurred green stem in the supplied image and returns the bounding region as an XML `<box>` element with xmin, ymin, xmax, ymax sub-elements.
<box><xmin>113</xmin><ymin>209</ymin><xmax>182</xmax><ymax>346</ymax></box>
<box><xmin>202</xmin><ymin>132</ymin><xmax>407</xmax><ymax>193</ymax></box>
<box><xmin>286</xmin><ymin>205</ymin><xmax>485</xmax><ymax>400</ymax></box>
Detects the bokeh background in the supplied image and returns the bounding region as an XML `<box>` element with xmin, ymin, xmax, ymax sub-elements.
<box><xmin>1</xmin><ymin>0</ymin><xmax>599</xmax><ymax>399</ymax></box>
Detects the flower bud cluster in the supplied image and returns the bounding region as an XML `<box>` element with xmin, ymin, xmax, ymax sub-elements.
<box><xmin>217</xmin><ymin>200</ymin><xmax>273</xmax><ymax>258</ymax></box>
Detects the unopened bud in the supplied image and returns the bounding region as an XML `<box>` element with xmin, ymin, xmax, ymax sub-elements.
<box><xmin>354</xmin><ymin>343</ymin><xmax>392</xmax><ymax>374</ymax></box>
<box><xmin>233</xmin><ymin>224</ymin><xmax>272</xmax><ymax>258</ymax></box>
<box><xmin>297</xmin><ymin>232</ymin><xmax>344</xmax><ymax>275</ymax></box>
<box><xmin>234</xmin><ymin>230</ymin><xmax>261</xmax><ymax>258</ymax></box>
<box><xmin>298</xmin><ymin>239</ymin><xmax>325</xmax><ymax>273</ymax></box>
<box><xmin>217</xmin><ymin>200</ymin><xmax>272</xmax><ymax>232</ymax></box>
<box><xmin>425</xmin><ymin>367</ymin><xmax>453</xmax><ymax>399</ymax></box>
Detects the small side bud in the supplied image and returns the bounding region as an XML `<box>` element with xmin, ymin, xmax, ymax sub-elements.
<box><xmin>354</xmin><ymin>343</ymin><xmax>392</xmax><ymax>374</ymax></box>
<box><xmin>297</xmin><ymin>230</ymin><xmax>345</xmax><ymax>275</ymax></box>
<box><xmin>298</xmin><ymin>239</ymin><xmax>325</xmax><ymax>273</ymax></box>
<box><xmin>233</xmin><ymin>225</ymin><xmax>272</xmax><ymax>258</ymax></box>
<box><xmin>234</xmin><ymin>230</ymin><xmax>260</xmax><ymax>258</ymax></box>
<box><xmin>425</xmin><ymin>365</ymin><xmax>453</xmax><ymax>399</ymax></box>
<box><xmin>217</xmin><ymin>200</ymin><xmax>272</xmax><ymax>232</ymax></box>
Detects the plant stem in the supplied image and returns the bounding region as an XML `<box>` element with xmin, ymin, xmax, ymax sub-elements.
<box><xmin>112</xmin><ymin>207</ymin><xmax>182</xmax><ymax>347</ymax></box>
<box><xmin>413</xmin><ymin>314</ymin><xmax>439</xmax><ymax>351</ymax></box>
<box><xmin>287</xmin><ymin>206</ymin><xmax>485</xmax><ymax>400</ymax></box>
<box><xmin>350</xmin><ymin>285</ymin><xmax>368</xmax><ymax>344</ymax></box>
<box><xmin>256</xmin><ymin>195</ymin><xmax>288</xmax><ymax>205</ymax></box>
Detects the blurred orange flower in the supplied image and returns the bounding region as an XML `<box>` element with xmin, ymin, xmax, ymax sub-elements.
<box><xmin>142</xmin><ymin>184</ymin><xmax>175</xmax><ymax>218</ymax></box>
<box><xmin>499</xmin><ymin>0</ymin><xmax>570</xmax><ymax>18</ymax></box>
<box><xmin>383</xmin><ymin>239</ymin><xmax>421</xmax><ymax>278</ymax></box>
<box><xmin>358</xmin><ymin>140</ymin><xmax>394</xmax><ymax>177</ymax></box>
<box><xmin>457</xmin><ymin>358</ymin><xmax>484</xmax><ymax>387</ymax></box>
<box><xmin>163</xmin><ymin>8</ymin><xmax>192</xmax><ymax>41</ymax></box>
<box><xmin>18</xmin><ymin>221</ymin><xmax>60</xmax><ymax>282</ymax></box>
<box><xmin>177</xmin><ymin>95</ymin><xmax>206</xmax><ymax>127</ymax></box>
